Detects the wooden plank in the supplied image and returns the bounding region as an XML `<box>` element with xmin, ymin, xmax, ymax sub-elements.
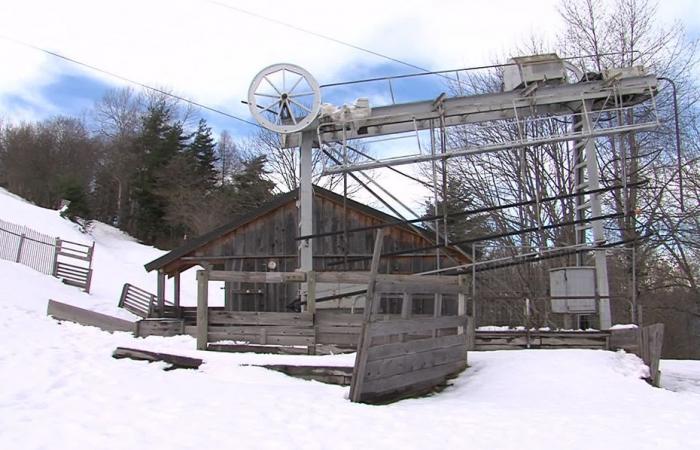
<box><xmin>316</xmin><ymin>325</ymin><xmax>362</xmax><ymax>335</ymax></box>
<box><xmin>207</xmin><ymin>326</ymin><xmax>315</xmax><ymax>336</ymax></box>
<box><xmin>315</xmin><ymin>311</ymin><xmax>364</xmax><ymax>326</ymax></box>
<box><xmin>360</xmin><ymin>359</ymin><xmax>466</xmax><ymax>401</ymax></box>
<box><xmin>316</xmin><ymin>332</ymin><xmax>360</xmax><ymax>347</ymax></box>
<box><xmin>642</xmin><ymin>323</ymin><xmax>664</xmax><ymax>386</ymax></box>
<box><xmin>196</xmin><ymin>270</ymin><xmax>209</xmax><ymax>350</ymax></box>
<box><xmin>368</xmin><ymin>315</ymin><xmax>467</xmax><ymax>338</ymax></box>
<box><xmin>112</xmin><ymin>347</ymin><xmax>202</xmax><ymax>369</ymax></box>
<box><xmin>208</xmin><ymin>311</ymin><xmax>313</xmax><ymax>326</ymax></box>
<box><xmin>350</xmin><ymin>229</ymin><xmax>384</xmax><ymax>403</ymax></box>
<box><xmin>208</xmin><ymin>270</ymin><xmax>306</xmax><ymax>284</ymax></box>
<box><xmin>374</xmin><ymin>280</ymin><xmax>462</xmax><ymax>294</ymax></box>
<box><xmin>367</xmin><ymin>333</ymin><xmax>466</xmax><ymax>362</ymax></box>
<box><xmin>315</xmin><ymin>272</ymin><xmax>461</xmax><ymax>289</ymax></box>
<box><xmin>207</xmin><ymin>332</ymin><xmax>315</xmax><ymax>346</ymax></box>
<box><xmin>47</xmin><ymin>299</ymin><xmax>135</xmax><ymax>333</ymax></box>
<box><xmin>135</xmin><ymin>319</ymin><xmax>185</xmax><ymax>338</ymax></box>
<box><xmin>207</xmin><ymin>344</ymin><xmax>311</xmax><ymax>355</ymax></box>
<box><xmin>365</xmin><ymin>343</ymin><xmax>466</xmax><ymax>380</ymax></box>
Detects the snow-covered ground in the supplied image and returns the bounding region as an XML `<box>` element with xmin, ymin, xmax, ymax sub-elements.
<box><xmin>1</xmin><ymin>188</ymin><xmax>700</xmax><ymax>449</ymax></box>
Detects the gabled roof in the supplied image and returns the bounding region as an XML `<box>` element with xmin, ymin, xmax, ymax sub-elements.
<box><xmin>144</xmin><ymin>185</ymin><xmax>443</xmax><ymax>273</ymax></box>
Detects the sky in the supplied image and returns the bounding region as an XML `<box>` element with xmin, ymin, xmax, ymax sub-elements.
<box><xmin>0</xmin><ymin>0</ymin><xmax>698</xmax><ymax>210</ymax></box>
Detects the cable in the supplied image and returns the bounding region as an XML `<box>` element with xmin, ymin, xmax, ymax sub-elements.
<box><xmin>0</xmin><ymin>34</ymin><xmax>263</xmax><ymax>129</ymax></box>
<box><xmin>206</xmin><ymin>0</ymin><xmax>458</xmax><ymax>84</ymax></box>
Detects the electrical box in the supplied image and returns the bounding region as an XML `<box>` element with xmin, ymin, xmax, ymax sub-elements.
<box><xmin>503</xmin><ymin>53</ymin><xmax>566</xmax><ymax>91</ymax></box>
<box><xmin>550</xmin><ymin>267</ymin><xmax>597</xmax><ymax>314</ymax></box>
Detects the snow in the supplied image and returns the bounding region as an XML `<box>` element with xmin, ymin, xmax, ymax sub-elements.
<box><xmin>661</xmin><ymin>360</ymin><xmax>700</xmax><ymax>395</ymax></box>
<box><xmin>2</xmin><ymin>187</ymin><xmax>700</xmax><ymax>449</ymax></box>
<box><xmin>610</xmin><ymin>323</ymin><xmax>639</xmax><ymax>330</ymax></box>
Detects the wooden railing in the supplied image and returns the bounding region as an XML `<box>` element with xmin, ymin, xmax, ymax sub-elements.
<box><xmin>207</xmin><ymin>311</ymin><xmax>315</xmax><ymax>346</ymax></box>
<box><xmin>53</xmin><ymin>239</ymin><xmax>94</xmax><ymax>292</ymax></box>
<box><xmin>119</xmin><ymin>283</ymin><xmax>173</xmax><ymax>318</ymax></box>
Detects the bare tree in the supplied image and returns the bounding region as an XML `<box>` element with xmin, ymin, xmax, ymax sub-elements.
<box><xmin>251</xmin><ymin>128</ymin><xmax>367</xmax><ymax>195</ymax></box>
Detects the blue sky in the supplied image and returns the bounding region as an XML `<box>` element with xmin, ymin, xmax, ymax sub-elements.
<box><xmin>1</xmin><ymin>0</ymin><xmax>698</xmax><ymax>141</ymax></box>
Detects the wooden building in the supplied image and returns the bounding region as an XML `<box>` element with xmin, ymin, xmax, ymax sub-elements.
<box><xmin>145</xmin><ymin>186</ymin><xmax>469</xmax><ymax>313</ymax></box>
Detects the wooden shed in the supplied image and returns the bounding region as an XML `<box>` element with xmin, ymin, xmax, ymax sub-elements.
<box><xmin>145</xmin><ymin>185</ymin><xmax>469</xmax><ymax>313</ymax></box>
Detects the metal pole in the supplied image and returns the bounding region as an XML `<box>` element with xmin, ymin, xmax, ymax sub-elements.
<box><xmin>299</xmin><ymin>130</ymin><xmax>315</xmax><ymax>311</ymax></box>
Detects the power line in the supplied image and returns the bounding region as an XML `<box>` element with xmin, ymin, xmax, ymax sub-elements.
<box><xmin>0</xmin><ymin>34</ymin><xmax>262</xmax><ymax>129</ymax></box>
<box><xmin>206</xmin><ymin>0</ymin><xmax>455</xmax><ymax>83</ymax></box>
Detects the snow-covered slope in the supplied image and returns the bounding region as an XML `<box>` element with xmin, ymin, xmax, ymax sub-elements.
<box><xmin>1</xmin><ymin>188</ymin><xmax>700</xmax><ymax>450</ymax></box>
<box><xmin>0</xmin><ymin>187</ymin><xmax>219</xmax><ymax>318</ymax></box>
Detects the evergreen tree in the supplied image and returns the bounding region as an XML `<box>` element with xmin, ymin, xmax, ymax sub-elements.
<box><xmin>230</xmin><ymin>155</ymin><xmax>276</xmax><ymax>210</ymax></box>
<box><xmin>131</xmin><ymin>102</ymin><xmax>188</xmax><ymax>245</ymax></box>
<box><xmin>187</xmin><ymin>118</ymin><xmax>218</xmax><ymax>189</ymax></box>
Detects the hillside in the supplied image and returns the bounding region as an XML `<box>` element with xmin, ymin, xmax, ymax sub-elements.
<box><xmin>1</xmin><ymin>188</ymin><xmax>700</xmax><ymax>450</ymax></box>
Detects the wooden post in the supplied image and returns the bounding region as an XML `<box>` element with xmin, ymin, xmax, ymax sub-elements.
<box><xmin>400</xmin><ymin>292</ymin><xmax>412</xmax><ymax>342</ymax></box>
<box><xmin>157</xmin><ymin>271</ymin><xmax>166</xmax><ymax>316</ymax></box>
<box><xmin>457</xmin><ymin>275</ymin><xmax>467</xmax><ymax>335</ymax></box>
<box><xmin>174</xmin><ymin>272</ymin><xmax>181</xmax><ymax>316</ymax></box>
<box><xmin>52</xmin><ymin>237</ymin><xmax>60</xmax><ymax>277</ymax></box>
<box><xmin>350</xmin><ymin>229</ymin><xmax>384</xmax><ymax>402</ymax></box>
<box><xmin>196</xmin><ymin>269</ymin><xmax>209</xmax><ymax>351</ymax></box>
<box><xmin>15</xmin><ymin>233</ymin><xmax>26</xmax><ymax>263</ymax></box>
<box><xmin>306</xmin><ymin>271</ymin><xmax>316</xmax><ymax>314</ymax></box>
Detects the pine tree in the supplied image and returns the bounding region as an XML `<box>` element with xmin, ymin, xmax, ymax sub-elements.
<box><xmin>131</xmin><ymin>102</ymin><xmax>188</xmax><ymax>245</ymax></box>
<box><xmin>187</xmin><ymin>119</ymin><xmax>218</xmax><ymax>189</ymax></box>
<box><xmin>229</xmin><ymin>155</ymin><xmax>276</xmax><ymax>211</ymax></box>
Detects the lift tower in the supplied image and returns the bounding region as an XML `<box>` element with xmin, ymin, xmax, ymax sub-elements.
<box><xmin>247</xmin><ymin>54</ymin><xmax>659</xmax><ymax>329</ymax></box>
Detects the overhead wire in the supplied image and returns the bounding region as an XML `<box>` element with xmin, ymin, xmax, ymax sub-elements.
<box><xmin>205</xmin><ymin>0</ymin><xmax>461</xmax><ymax>85</ymax></box>
<box><xmin>0</xmin><ymin>34</ymin><xmax>263</xmax><ymax>129</ymax></box>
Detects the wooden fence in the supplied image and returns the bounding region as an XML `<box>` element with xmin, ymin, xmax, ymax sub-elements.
<box><xmin>473</xmin><ymin>330</ymin><xmax>610</xmax><ymax>351</ymax></box>
<box><xmin>119</xmin><ymin>283</ymin><xmax>174</xmax><ymax>318</ymax></box>
<box><xmin>53</xmin><ymin>238</ymin><xmax>95</xmax><ymax>292</ymax></box>
<box><xmin>348</xmin><ymin>230</ymin><xmax>469</xmax><ymax>404</ymax></box>
<box><xmin>0</xmin><ymin>218</ymin><xmax>56</xmax><ymax>274</ymax></box>
<box><xmin>609</xmin><ymin>324</ymin><xmax>665</xmax><ymax>386</ymax></box>
<box><xmin>0</xmin><ymin>219</ymin><xmax>94</xmax><ymax>292</ymax></box>
<box><xmin>206</xmin><ymin>311</ymin><xmax>315</xmax><ymax>346</ymax></box>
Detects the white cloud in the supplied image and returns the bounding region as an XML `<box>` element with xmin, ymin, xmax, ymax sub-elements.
<box><xmin>0</xmin><ymin>0</ymin><xmax>696</xmax><ymax>128</ymax></box>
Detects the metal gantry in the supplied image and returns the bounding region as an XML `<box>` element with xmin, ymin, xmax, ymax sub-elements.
<box><xmin>247</xmin><ymin>55</ymin><xmax>661</xmax><ymax>329</ymax></box>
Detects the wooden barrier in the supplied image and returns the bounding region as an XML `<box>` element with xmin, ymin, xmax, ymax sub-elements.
<box><xmin>112</xmin><ymin>347</ymin><xmax>203</xmax><ymax>370</ymax></box>
<box><xmin>315</xmin><ymin>310</ymin><xmax>363</xmax><ymax>347</ymax></box>
<box><xmin>119</xmin><ymin>283</ymin><xmax>174</xmax><ymax>318</ymax></box>
<box><xmin>47</xmin><ymin>299</ymin><xmax>135</xmax><ymax>333</ymax></box>
<box><xmin>53</xmin><ymin>239</ymin><xmax>95</xmax><ymax>293</ymax></box>
<box><xmin>609</xmin><ymin>324</ymin><xmax>664</xmax><ymax>386</ymax></box>
<box><xmin>474</xmin><ymin>330</ymin><xmax>610</xmax><ymax>351</ymax></box>
<box><xmin>349</xmin><ymin>231</ymin><xmax>469</xmax><ymax>404</ymax></box>
<box><xmin>135</xmin><ymin>318</ymin><xmax>186</xmax><ymax>337</ymax></box>
<box><xmin>204</xmin><ymin>308</ymin><xmax>316</xmax><ymax>348</ymax></box>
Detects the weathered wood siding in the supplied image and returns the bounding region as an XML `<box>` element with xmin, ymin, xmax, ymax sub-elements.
<box><xmin>207</xmin><ymin>311</ymin><xmax>315</xmax><ymax>346</ymax></box>
<box><xmin>349</xmin><ymin>262</ymin><xmax>469</xmax><ymax>403</ymax></box>
<box><xmin>188</xmin><ymin>194</ymin><xmax>458</xmax><ymax>312</ymax></box>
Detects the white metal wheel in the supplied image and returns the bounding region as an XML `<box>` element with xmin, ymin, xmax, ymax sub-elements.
<box><xmin>247</xmin><ymin>63</ymin><xmax>321</xmax><ymax>134</ymax></box>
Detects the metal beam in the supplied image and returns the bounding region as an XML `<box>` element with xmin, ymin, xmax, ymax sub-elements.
<box><xmin>323</xmin><ymin>121</ymin><xmax>657</xmax><ymax>174</ymax></box>
<box><xmin>283</xmin><ymin>75</ymin><xmax>657</xmax><ymax>147</ymax></box>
